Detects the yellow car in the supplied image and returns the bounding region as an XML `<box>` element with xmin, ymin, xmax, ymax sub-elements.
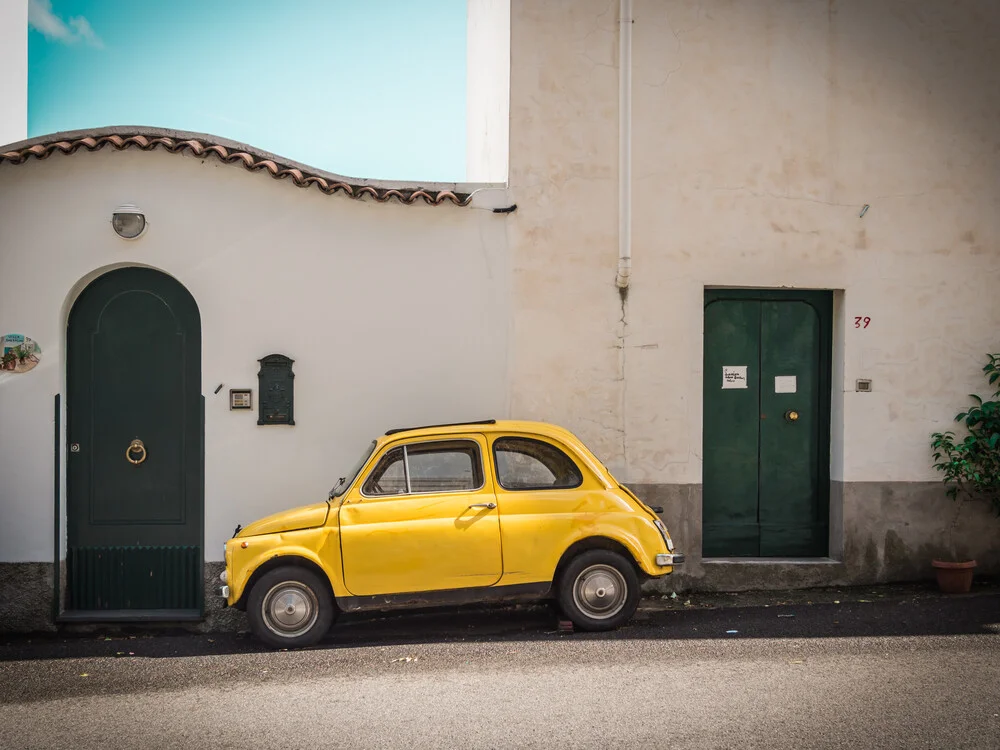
<box><xmin>221</xmin><ymin>419</ymin><xmax>683</xmax><ymax>648</ymax></box>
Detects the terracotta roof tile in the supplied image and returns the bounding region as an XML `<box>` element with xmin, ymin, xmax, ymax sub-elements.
<box><xmin>0</xmin><ymin>130</ymin><xmax>473</xmax><ymax>207</ymax></box>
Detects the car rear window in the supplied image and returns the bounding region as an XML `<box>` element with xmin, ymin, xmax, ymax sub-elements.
<box><xmin>493</xmin><ymin>437</ymin><xmax>583</xmax><ymax>490</ymax></box>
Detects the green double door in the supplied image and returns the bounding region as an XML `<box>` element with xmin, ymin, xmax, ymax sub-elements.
<box><xmin>66</xmin><ymin>268</ymin><xmax>203</xmax><ymax>617</ymax></box>
<box><xmin>702</xmin><ymin>290</ymin><xmax>832</xmax><ymax>557</ymax></box>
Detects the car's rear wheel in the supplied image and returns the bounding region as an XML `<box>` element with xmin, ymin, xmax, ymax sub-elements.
<box><xmin>247</xmin><ymin>566</ymin><xmax>335</xmax><ymax>649</ymax></box>
<box><xmin>558</xmin><ymin>549</ymin><xmax>640</xmax><ymax>631</ymax></box>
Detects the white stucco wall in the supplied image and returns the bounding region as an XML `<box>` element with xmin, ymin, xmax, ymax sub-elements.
<box><xmin>466</xmin><ymin>0</ymin><xmax>510</xmax><ymax>183</ymax></box>
<box><xmin>0</xmin><ymin>0</ymin><xmax>28</xmax><ymax>146</ymax></box>
<box><xmin>0</xmin><ymin>147</ymin><xmax>510</xmax><ymax>562</ymax></box>
<box><xmin>508</xmin><ymin>0</ymin><xmax>1000</xmax><ymax>485</ymax></box>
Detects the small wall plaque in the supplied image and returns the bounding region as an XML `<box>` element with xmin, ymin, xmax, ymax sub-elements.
<box><xmin>230</xmin><ymin>389</ymin><xmax>252</xmax><ymax>410</ymax></box>
<box><xmin>774</xmin><ymin>375</ymin><xmax>797</xmax><ymax>394</ymax></box>
<box><xmin>0</xmin><ymin>334</ymin><xmax>41</xmax><ymax>374</ymax></box>
<box><xmin>722</xmin><ymin>365</ymin><xmax>748</xmax><ymax>389</ymax></box>
<box><xmin>257</xmin><ymin>354</ymin><xmax>295</xmax><ymax>425</ymax></box>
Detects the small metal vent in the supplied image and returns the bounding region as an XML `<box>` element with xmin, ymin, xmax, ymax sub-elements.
<box><xmin>68</xmin><ymin>545</ymin><xmax>201</xmax><ymax>611</ymax></box>
<box><xmin>856</xmin><ymin>379</ymin><xmax>872</xmax><ymax>393</ymax></box>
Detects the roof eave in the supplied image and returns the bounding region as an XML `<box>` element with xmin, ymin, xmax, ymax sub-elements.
<box><xmin>0</xmin><ymin>126</ymin><xmax>504</xmax><ymax>207</ymax></box>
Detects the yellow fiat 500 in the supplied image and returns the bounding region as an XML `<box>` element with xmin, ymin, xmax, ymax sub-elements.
<box><xmin>221</xmin><ymin>420</ymin><xmax>683</xmax><ymax>648</ymax></box>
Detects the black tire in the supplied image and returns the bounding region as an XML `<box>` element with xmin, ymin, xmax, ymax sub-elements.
<box><xmin>247</xmin><ymin>566</ymin><xmax>336</xmax><ymax>649</ymax></box>
<box><xmin>557</xmin><ymin>549</ymin><xmax>640</xmax><ymax>631</ymax></box>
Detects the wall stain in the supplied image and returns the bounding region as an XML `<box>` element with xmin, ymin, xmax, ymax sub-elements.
<box><xmin>771</xmin><ymin>221</ymin><xmax>820</xmax><ymax>235</ymax></box>
<box><xmin>883</xmin><ymin>530</ymin><xmax>913</xmax><ymax>576</ymax></box>
<box><xmin>863</xmin><ymin>536</ymin><xmax>879</xmax><ymax>577</ymax></box>
<box><xmin>855</xmin><ymin>229</ymin><xmax>868</xmax><ymax>249</ymax></box>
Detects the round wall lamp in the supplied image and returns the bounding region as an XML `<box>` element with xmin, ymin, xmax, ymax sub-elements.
<box><xmin>111</xmin><ymin>204</ymin><xmax>147</xmax><ymax>239</ymax></box>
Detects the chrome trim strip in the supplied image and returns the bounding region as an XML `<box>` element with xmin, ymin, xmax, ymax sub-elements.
<box><xmin>403</xmin><ymin>444</ymin><xmax>412</xmax><ymax>494</ymax></box>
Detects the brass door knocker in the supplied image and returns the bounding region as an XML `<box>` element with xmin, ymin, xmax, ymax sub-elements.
<box><xmin>126</xmin><ymin>438</ymin><xmax>147</xmax><ymax>465</ymax></box>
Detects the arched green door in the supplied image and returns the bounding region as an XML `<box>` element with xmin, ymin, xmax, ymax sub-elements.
<box><xmin>66</xmin><ymin>268</ymin><xmax>203</xmax><ymax>618</ymax></box>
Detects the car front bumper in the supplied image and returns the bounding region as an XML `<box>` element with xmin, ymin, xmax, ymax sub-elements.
<box><xmin>656</xmin><ymin>553</ymin><xmax>685</xmax><ymax>567</ymax></box>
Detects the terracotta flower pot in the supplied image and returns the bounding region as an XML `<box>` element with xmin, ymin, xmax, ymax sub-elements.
<box><xmin>931</xmin><ymin>559</ymin><xmax>977</xmax><ymax>593</ymax></box>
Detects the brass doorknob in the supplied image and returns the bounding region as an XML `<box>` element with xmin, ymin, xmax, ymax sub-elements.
<box><xmin>785</xmin><ymin>410</ymin><xmax>799</xmax><ymax>422</ymax></box>
<box><xmin>126</xmin><ymin>438</ymin><xmax>147</xmax><ymax>465</ymax></box>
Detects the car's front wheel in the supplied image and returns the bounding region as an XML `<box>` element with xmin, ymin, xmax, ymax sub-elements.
<box><xmin>558</xmin><ymin>549</ymin><xmax>640</xmax><ymax>631</ymax></box>
<box><xmin>247</xmin><ymin>566</ymin><xmax>335</xmax><ymax>649</ymax></box>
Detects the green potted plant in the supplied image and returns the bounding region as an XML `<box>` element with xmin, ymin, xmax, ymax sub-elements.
<box><xmin>2</xmin><ymin>343</ymin><xmax>35</xmax><ymax>371</ymax></box>
<box><xmin>930</xmin><ymin>353</ymin><xmax>1000</xmax><ymax>593</ymax></box>
<box><xmin>0</xmin><ymin>348</ymin><xmax>16</xmax><ymax>371</ymax></box>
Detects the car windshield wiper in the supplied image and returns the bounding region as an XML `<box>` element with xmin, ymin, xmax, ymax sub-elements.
<box><xmin>328</xmin><ymin>477</ymin><xmax>346</xmax><ymax>499</ymax></box>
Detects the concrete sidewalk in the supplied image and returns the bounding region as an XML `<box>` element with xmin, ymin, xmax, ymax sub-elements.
<box><xmin>2</xmin><ymin>578</ymin><xmax>997</xmax><ymax>663</ymax></box>
<box><xmin>640</xmin><ymin>577</ymin><xmax>1000</xmax><ymax>611</ymax></box>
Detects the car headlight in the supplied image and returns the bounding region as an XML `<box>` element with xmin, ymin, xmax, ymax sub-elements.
<box><xmin>220</xmin><ymin>569</ymin><xmax>227</xmax><ymax>583</ymax></box>
<box><xmin>654</xmin><ymin>519</ymin><xmax>675</xmax><ymax>551</ymax></box>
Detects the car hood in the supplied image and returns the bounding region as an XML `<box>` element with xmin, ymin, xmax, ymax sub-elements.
<box><xmin>237</xmin><ymin>501</ymin><xmax>330</xmax><ymax>537</ymax></box>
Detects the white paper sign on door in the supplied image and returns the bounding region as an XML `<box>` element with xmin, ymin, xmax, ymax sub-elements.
<box><xmin>774</xmin><ymin>375</ymin><xmax>797</xmax><ymax>393</ymax></box>
<box><xmin>722</xmin><ymin>366</ymin><xmax>748</xmax><ymax>389</ymax></box>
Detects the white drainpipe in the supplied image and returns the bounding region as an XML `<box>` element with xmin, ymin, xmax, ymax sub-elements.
<box><xmin>615</xmin><ymin>0</ymin><xmax>633</xmax><ymax>289</ymax></box>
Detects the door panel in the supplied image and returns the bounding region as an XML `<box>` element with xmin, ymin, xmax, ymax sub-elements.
<box><xmin>702</xmin><ymin>299</ymin><xmax>761</xmax><ymax>557</ymax></box>
<box><xmin>340</xmin><ymin>435</ymin><xmax>502</xmax><ymax>596</ymax></box>
<box><xmin>90</xmin><ymin>292</ymin><xmax>187</xmax><ymax>525</ymax></box>
<box><xmin>703</xmin><ymin>290</ymin><xmax>831</xmax><ymax>558</ymax></box>
<box><xmin>759</xmin><ymin>300</ymin><xmax>827</xmax><ymax>556</ymax></box>
<box><xmin>67</xmin><ymin>268</ymin><xmax>203</xmax><ymax>614</ymax></box>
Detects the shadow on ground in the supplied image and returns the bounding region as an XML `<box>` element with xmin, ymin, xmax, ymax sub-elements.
<box><xmin>2</xmin><ymin>580</ymin><xmax>998</xmax><ymax>662</ymax></box>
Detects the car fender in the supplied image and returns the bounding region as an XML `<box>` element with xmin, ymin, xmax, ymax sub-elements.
<box><xmin>227</xmin><ymin>528</ymin><xmax>347</xmax><ymax>606</ymax></box>
<box><xmin>555</xmin><ymin>519</ymin><xmax>664</xmax><ymax>579</ymax></box>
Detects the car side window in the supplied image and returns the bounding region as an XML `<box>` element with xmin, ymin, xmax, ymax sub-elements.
<box><xmin>361</xmin><ymin>440</ymin><xmax>484</xmax><ymax>496</ymax></box>
<box><xmin>362</xmin><ymin>447</ymin><xmax>408</xmax><ymax>496</ymax></box>
<box><xmin>493</xmin><ymin>437</ymin><xmax>583</xmax><ymax>490</ymax></box>
<box><xmin>407</xmin><ymin>441</ymin><xmax>483</xmax><ymax>493</ymax></box>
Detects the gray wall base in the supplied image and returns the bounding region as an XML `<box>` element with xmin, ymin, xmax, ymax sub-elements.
<box><xmin>0</xmin><ymin>562</ymin><xmax>248</xmax><ymax>634</ymax></box>
<box><xmin>0</xmin><ymin>563</ymin><xmax>56</xmax><ymax>633</ymax></box>
<box><xmin>629</xmin><ymin>481</ymin><xmax>1000</xmax><ymax>593</ymax></box>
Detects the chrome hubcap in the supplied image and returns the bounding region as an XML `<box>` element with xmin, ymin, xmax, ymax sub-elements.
<box><xmin>262</xmin><ymin>582</ymin><xmax>318</xmax><ymax>638</ymax></box>
<box><xmin>572</xmin><ymin>564</ymin><xmax>627</xmax><ymax>620</ymax></box>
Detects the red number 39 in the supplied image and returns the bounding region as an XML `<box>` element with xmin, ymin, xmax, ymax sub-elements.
<box><xmin>854</xmin><ymin>316</ymin><xmax>871</xmax><ymax>329</ymax></box>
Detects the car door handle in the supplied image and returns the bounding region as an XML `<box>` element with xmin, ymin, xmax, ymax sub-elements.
<box><xmin>468</xmin><ymin>502</ymin><xmax>497</xmax><ymax>510</ymax></box>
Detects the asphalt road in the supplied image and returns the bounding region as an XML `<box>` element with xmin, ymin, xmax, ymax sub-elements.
<box><xmin>2</xmin><ymin>592</ymin><xmax>999</xmax><ymax>749</ymax></box>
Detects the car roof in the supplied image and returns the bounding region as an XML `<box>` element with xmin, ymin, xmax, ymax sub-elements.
<box><xmin>373</xmin><ymin>419</ymin><xmax>615</xmax><ymax>489</ymax></box>
<box><xmin>379</xmin><ymin>419</ymin><xmax>582</xmax><ymax>445</ymax></box>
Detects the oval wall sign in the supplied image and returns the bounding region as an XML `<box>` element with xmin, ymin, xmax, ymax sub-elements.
<box><xmin>1</xmin><ymin>334</ymin><xmax>42</xmax><ymax>374</ymax></box>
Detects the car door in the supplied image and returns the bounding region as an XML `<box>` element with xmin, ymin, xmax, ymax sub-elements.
<box><xmin>339</xmin><ymin>434</ymin><xmax>502</xmax><ymax>596</ymax></box>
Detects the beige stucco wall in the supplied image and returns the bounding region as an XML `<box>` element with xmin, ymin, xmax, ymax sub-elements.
<box><xmin>0</xmin><ymin>145</ymin><xmax>510</xmax><ymax>563</ymax></box>
<box><xmin>508</xmin><ymin>0</ymin><xmax>1000</xmax><ymax>487</ymax></box>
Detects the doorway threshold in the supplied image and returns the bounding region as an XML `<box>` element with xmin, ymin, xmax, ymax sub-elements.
<box><xmin>703</xmin><ymin>558</ymin><xmax>841</xmax><ymax>565</ymax></box>
<box><xmin>57</xmin><ymin>609</ymin><xmax>202</xmax><ymax>623</ymax></box>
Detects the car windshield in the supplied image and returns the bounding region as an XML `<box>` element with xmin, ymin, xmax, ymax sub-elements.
<box><xmin>329</xmin><ymin>440</ymin><xmax>377</xmax><ymax>498</ymax></box>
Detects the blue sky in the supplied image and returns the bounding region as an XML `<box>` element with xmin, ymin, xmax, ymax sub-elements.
<box><xmin>28</xmin><ymin>0</ymin><xmax>467</xmax><ymax>181</ymax></box>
